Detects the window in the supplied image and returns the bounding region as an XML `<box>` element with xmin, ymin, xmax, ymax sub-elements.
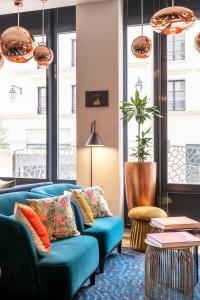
<box><xmin>57</xmin><ymin>32</ymin><xmax>76</xmax><ymax>180</ymax></box>
<box><xmin>168</xmin><ymin>33</ymin><xmax>185</xmax><ymax>61</ymax></box>
<box><xmin>71</xmin><ymin>85</ymin><xmax>76</xmax><ymax>114</ymax></box>
<box><xmin>168</xmin><ymin>80</ymin><xmax>185</xmax><ymax>111</ymax></box>
<box><xmin>0</xmin><ymin>6</ymin><xmax>76</xmax><ymax>182</ymax></box>
<box><xmin>37</xmin><ymin>87</ymin><xmax>46</xmax><ymax>114</ymax></box>
<box><xmin>167</xmin><ymin>20</ymin><xmax>200</xmax><ymax>185</ymax></box>
<box><xmin>0</xmin><ymin>35</ymin><xmax>47</xmax><ymax>179</ymax></box>
<box><xmin>71</xmin><ymin>38</ymin><xmax>76</xmax><ymax>67</ymax></box>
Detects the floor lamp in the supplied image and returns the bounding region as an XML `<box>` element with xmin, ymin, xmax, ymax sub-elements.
<box><xmin>84</xmin><ymin>120</ymin><xmax>104</xmax><ymax>186</ymax></box>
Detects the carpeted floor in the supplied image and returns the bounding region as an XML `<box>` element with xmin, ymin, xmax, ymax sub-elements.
<box><xmin>75</xmin><ymin>247</ymin><xmax>200</xmax><ymax>300</ymax></box>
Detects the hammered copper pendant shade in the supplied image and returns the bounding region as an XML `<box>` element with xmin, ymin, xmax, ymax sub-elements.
<box><xmin>1</xmin><ymin>26</ymin><xmax>34</xmax><ymax>63</ymax></box>
<box><xmin>131</xmin><ymin>0</ymin><xmax>152</xmax><ymax>59</ymax></box>
<box><xmin>150</xmin><ymin>5</ymin><xmax>196</xmax><ymax>35</ymax></box>
<box><xmin>0</xmin><ymin>0</ymin><xmax>35</xmax><ymax>63</ymax></box>
<box><xmin>33</xmin><ymin>45</ymin><xmax>54</xmax><ymax>67</ymax></box>
<box><xmin>33</xmin><ymin>0</ymin><xmax>54</xmax><ymax>67</ymax></box>
<box><xmin>131</xmin><ymin>36</ymin><xmax>152</xmax><ymax>59</ymax></box>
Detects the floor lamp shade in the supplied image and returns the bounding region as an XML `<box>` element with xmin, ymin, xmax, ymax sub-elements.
<box><xmin>84</xmin><ymin>120</ymin><xmax>104</xmax><ymax>186</ymax></box>
<box><xmin>84</xmin><ymin>120</ymin><xmax>104</xmax><ymax>147</ymax></box>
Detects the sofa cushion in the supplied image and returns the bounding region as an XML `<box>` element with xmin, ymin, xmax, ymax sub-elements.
<box><xmin>0</xmin><ymin>179</ymin><xmax>16</xmax><ymax>189</ymax></box>
<box><xmin>70</xmin><ymin>190</ymin><xmax>94</xmax><ymax>226</ymax></box>
<box><xmin>14</xmin><ymin>202</ymin><xmax>50</xmax><ymax>254</ymax></box>
<box><xmin>37</xmin><ymin>235</ymin><xmax>99</xmax><ymax>299</ymax></box>
<box><xmin>27</xmin><ymin>195</ymin><xmax>80</xmax><ymax>241</ymax></box>
<box><xmin>84</xmin><ymin>216</ymin><xmax>124</xmax><ymax>257</ymax></box>
<box><xmin>71</xmin><ymin>186</ymin><xmax>113</xmax><ymax>218</ymax></box>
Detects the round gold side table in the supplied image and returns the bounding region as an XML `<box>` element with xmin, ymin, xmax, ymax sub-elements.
<box><xmin>145</xmin><ymin>240</ymin><xmax>194</xmax><ymax>300</ymax></box>
<box><xmin>128</xmin><ymin>206</ymin><xmax>167</xmax><ymax>252</ymax></box>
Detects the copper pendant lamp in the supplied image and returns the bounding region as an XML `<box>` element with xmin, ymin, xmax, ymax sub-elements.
<box><xmin>33</xmin><ymin>0</ymin><xmax>54</xmax><ymax>67</ymax></box>
<box><xmin>0</xmin><ymin>0</ymin><xmax>35</xmax><ymax>63</ymax></box>
<box><xmin>131</xmin><ymin>0</ymin><xmax>152</xmax><ymax>58</ymax></box>
<box><xmin>150</xmin><ymin>0</ymin><xmax>196</xmax><ymax>35</ymax></box>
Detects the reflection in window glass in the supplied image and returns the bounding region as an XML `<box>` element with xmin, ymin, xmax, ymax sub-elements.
<box><xmin>167</xmin><ymin>20</ymin><xmax>200</xmax><ymax>184</ymax></box>
<box><xmin>0</xmin><ymin>35</ymin><xmax>47</xmax><ymax>179</ymax></box>
<box><xmin>127</xmin><ymin>25</ymin><xmax>154</xmax><ymax>161</ymax></box>
<box><xmin>57</xmin><ymin>32</ymin><xmax>76</xmax><ymax>180</ymax></box>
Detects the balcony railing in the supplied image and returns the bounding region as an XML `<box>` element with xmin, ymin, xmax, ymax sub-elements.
<box><xmin>13</xmin><ymin>146</ymin><xmax>76</xmax><ymax>180</ymax></box>
<box><xmin>11</xmin><ymin>144</ymin><xmax>200</xmax><ymax>184</ymax></box>
<box><xmin>128</xmin><ymin>144</ymin><xmax>200</xmax><ymax>184</ymax></box>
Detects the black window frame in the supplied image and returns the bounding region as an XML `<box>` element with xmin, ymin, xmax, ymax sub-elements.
<box><xmin>0</xmin><ymin>6</ymin><xmax>76</xmax><ymax>185</ymax></box>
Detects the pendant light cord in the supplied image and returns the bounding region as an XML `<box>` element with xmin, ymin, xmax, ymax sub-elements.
<box><xmin>17</xmin><ymin>5</ymin><xmax>20</xmax><ymax>27</ymax></box>
<box><xmin>141</xmin><ymin>0</ymin><xmax>144</xmax><ymax>36</ymax></box>
<box><xmin>172</xmin><ymin>0</ymin><xmax>174</xmax><ymax>6</ymax></box>
<box><xmin>42</xmin><ymin>1</ymin><xmax>45</xmax><ymax>43</ymax></box>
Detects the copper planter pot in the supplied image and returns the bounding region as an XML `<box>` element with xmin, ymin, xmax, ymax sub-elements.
<box><xmin>125</xmin><ymin>162</ymin><xmax>157</xmax><ymax>210</ymax></box>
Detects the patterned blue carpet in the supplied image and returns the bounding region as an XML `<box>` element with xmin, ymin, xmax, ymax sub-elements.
<box><xmin>75</xmin><ymin>247</ymin><xmax>200</xmax><ymax>300</ymax></box>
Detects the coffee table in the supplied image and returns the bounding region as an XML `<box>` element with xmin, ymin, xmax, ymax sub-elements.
<box><xmin>150</xmin><ymin>217</ymin><xmax>200</xmax><ymax>284</ymax></box>
<box><xmin>145</xmin><ymin>238</ymin><xmax>195</xmax><ymax>299</ymax></box>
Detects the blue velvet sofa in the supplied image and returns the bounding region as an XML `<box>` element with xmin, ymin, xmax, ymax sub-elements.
<box><xmin>31</xmin><ymin>183</ymin><xmax>124</xmax><ymax>273</ymax></box>
<box><xmin>0</xmin><ymin>181</ymin><xmax>53</xmax><ymax>195</ymax></box>
<box><xmin>0</xmin><ymin>191</ymin><xmax>99</xmax><ymax>300</ymax></box>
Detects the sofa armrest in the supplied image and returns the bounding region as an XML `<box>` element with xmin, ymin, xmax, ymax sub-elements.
<box><xmin>0</xmin><ymin>215</ymin><xmax>39</xmax><ymax>294</ymax></box>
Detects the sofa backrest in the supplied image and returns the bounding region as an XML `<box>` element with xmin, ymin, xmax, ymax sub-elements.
<box><xmin>31</xmin><ymin>183</ymin><xmax>83</xmax><ymax>197</ymax></box>
<box><xmin>0</xmin><ymin>190</ymin><xmax>85</xmax><ymax>233</ymax></box>
<box><xmin>0</xmin><ymin>191</ymin><xmax>48</xmax><ymax>216</ymax></box>
<box><xmin>0</xmin><ymin>181</ymin><xmax>53</xmax><ymax>195</ymax></box>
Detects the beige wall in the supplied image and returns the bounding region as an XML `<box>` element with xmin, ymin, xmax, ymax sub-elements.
<box><xmin>76</xmin><ymin>0</ymin><xmax>124</xmax><ymax>216</ymax></box>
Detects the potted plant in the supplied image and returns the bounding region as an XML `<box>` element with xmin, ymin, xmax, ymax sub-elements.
<box><xmin>120</xmin><ymin>89</ymin><xmax>161</xmax><ymax>210</ymax></box>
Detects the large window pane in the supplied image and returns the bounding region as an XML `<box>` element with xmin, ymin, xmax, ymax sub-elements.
<box><xmin>127</xmin><ymin>25</ymin><xmax>154</xmax><ymax>161</ymax></box>
<box><xmin>167</xmin><ymin>21</ymin><xmax>200</xmax><ymax>184</ymax></box>
<box><xmin>57</xmin><ymin>32</ymin><xmax>76</xmax><ymax>180</ymax></box>
<box><xmin>0</xmin><ymin>35</ymin><xmax>47</xmax><ymax>179</ymax></box>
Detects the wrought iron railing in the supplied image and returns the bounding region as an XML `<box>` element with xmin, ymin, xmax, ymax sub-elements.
<box><xmin>128</xmin><ymin>144</ymin><xmax>200</xmax><ymax>184</ymax></box>
<box><xmin>13</xmin><ymin>146</ymin><xmax>76</xmax><ymax>180</ymax></box>
<box><xmin>13</xmin><ymin>144</ymin><xmax>200</xmax><ymax>184</ymax></box>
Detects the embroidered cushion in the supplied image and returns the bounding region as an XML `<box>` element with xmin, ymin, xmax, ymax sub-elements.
<box><xmin>68</xmin><ymin>190</ymin><xmax>94</xmax><ymax>226</ymax></box>
<box><xmin>14</xmin><ymin>202</ymin><xmax>50</xmax><ymax>254</ymax></box>
<box><xmin>75</xmin><ymin>186</ymin><xmax>113</xmax><ymax>218</ymax></box>
<box><xmin>27</xmin><ymin>195</ymin><xmax>80</xmax><ymax>241</ymax></box>
<box><xmin>0</xmin><ymin>179</ymin><xmax>16</xmax><ymax>189</ymax></box>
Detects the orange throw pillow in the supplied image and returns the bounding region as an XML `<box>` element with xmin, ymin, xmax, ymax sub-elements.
<box><xmin>14</xmin><ymin>202</ymin><xmax>50</xmax><ymax>254</ymax></box>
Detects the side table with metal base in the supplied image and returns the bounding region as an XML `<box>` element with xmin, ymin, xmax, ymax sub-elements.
<box><xmin>145</xmin><ymin>240</ymin><xmax>194</xmax><ymax>300</ymax></box>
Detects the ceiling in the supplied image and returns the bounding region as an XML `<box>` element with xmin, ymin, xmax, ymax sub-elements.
<box><xmin>0</xmin><ymin>0</ymin><xmax>109</xmax><ymax>15</ymax></box>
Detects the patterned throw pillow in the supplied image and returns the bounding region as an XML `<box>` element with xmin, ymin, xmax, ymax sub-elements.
<box><xmin>14</xmin><ymin>202</ymin><xmax>50</xmax><ymax>254</ymax></box>
<box><xmin>0</xmin><ymin>179</ymin><xmax>16</xmax><ymax>189</ymax></box>
<box><xmin>76</xmin><ymin>186</ymin><xmax>113</xmax><ymax>218</ymax></box>
<box><xmin>69</xmin><ymin>190</ymin><xmax>94</xmax><ymax>226</ymax></box>
<box><xmin>27</xmin><ymin>195</ymin><xmax>80</xmax><ymax>241</ymax></box>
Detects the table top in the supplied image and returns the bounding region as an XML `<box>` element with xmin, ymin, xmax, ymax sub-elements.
<box><xmin>145</xmin><ymin>238</ymin><xmax>197</xmax><ymax>249</ymax></box>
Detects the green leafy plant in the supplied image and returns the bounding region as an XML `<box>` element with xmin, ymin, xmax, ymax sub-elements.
<box><xmin>120</xmin><ymin>90</ymin><xmax>161</xmax><ymax>162</ymax></box>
